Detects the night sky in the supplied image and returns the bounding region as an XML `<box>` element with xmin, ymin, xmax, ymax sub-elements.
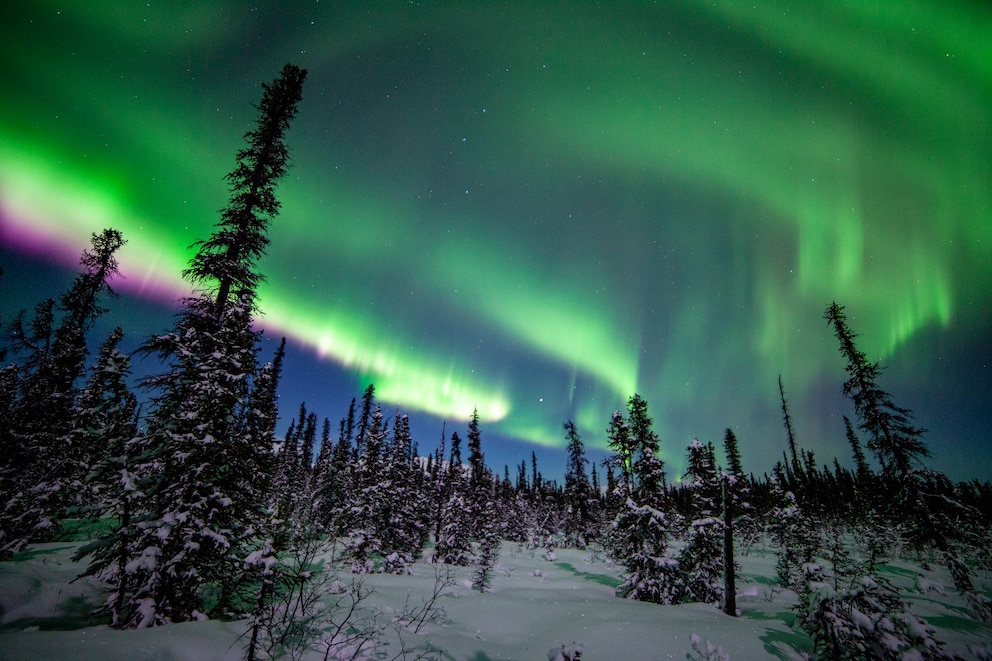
<box><xmin>2</xmin><ymin>2</ymin><xmax>990</xmax><ymax>482</ymax></box>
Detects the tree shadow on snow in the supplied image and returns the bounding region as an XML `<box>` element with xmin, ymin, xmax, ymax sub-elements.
<box><xmin>553</xmin><ymin>562</ymin><xmax>622</xmax><ymax>589</ymax></box>
<box><xmin>0</xmin><ymin>595</ymin><xmax>107</xmax><ymax>632</ymax></box>
<box><xmin>759</xmin><ymin>626</ymin><xmax>812</xmax><ymax>660</ymax></box>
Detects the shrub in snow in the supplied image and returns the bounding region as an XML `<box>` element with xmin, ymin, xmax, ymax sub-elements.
<box><xmin>244</xmin><ymin>535</ymin><xmax>382</xmax><ymax>661</ymax></box>
<box><xmin>381</xmin><ymin>550</ymin><xmax>413</xmax><ymax>575</ymax></box>
<box><xmin>851</xmin><ymin>510</ymin><xmax>900</xmax><ymax>577</ymax></box>
<box><xmin>796</xmin><ymin>574</ymin><xmax>948</xmax><ymax>660</ymax></box>
<box><xmin>687</xmin><ymin>633</ymin><xmax>730</xmax><ymax>661</ymax></box>
<box><xmin>397</xmin><ymin>562</ymin><xmax>457</xmax><ymax>633</ymax></box>
<box><xmin>547</xmin><ymin>641</ymin><xmax>584</xmax><ymax>660</ymax></box>
<box><xmin>768</xmin><ymin>487</ymin><xmax>820</xmax><ymax>592</ymax></box>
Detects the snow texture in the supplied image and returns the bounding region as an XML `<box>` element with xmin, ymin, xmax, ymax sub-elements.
<box><xmin>1</xmin><ymin>540</ymin><xmax>990</xmax><ymax>659</ymax></box>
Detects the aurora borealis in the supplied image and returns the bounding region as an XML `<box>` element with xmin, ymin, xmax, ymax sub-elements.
<box><xmin>1</xmin><ymin>2</ymin><xmax>990</xmax><ymax>480</ymax></box>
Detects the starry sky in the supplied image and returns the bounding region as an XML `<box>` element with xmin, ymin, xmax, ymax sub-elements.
<box><xmin>1</xmin><ymin>1</ymin><xmax>990</xmax><ymax>482</ymax></box>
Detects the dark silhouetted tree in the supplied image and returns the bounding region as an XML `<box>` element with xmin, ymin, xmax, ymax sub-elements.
<box><xmin>185</xmin><ymin>64</ymin><xmax>308</xmax><ymax>321</ymax></box>
<box><xmin>824</xmin><ymin>302</ymin><xmax>929</xmax><ymax>479</ymax></box>
<box><xmin>126</xmin><ymin>65</ymin><xmax>306</xmax><ymax>626</ymax></box>
<box><xmin>778</xmin><ymin>375</ymin><xmax>803</xmax><ymax>487</ymax></box>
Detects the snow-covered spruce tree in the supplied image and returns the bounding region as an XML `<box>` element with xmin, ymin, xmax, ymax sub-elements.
<box><xmin>241</xmin><ymin>336</ymin><xmax>284</xmax><ymax>526</ymax></box>
<box><xmin>69</xmin><ymin>327</ymin><xmax>140</xmax><ymax>627</ymax></box>
<box><xmin>435</xmin><ymin>431</ymin><xmax>473</xmax><ymax>565</ymax></box>
<box><xmin>310</xmin><ymin>417</ymin><xmax>333</xmax><ymax>525</ymax></box>
<box><xmin>345</xmin><ymin>404</ymin><xmax>389</xmax><ymax>572</ymax></box>
<box><xmin>428</xmin><ymin>426</ymin><xmax>449</xmax><ymax>551</ymax></box>
<box><xmin>767</xmin><ymin>480</ymin><xmax>820</xmax><ymax>593</ymax></box>
<box><xmin>676</xmin><ymin>439</ymin><xmax>724</xmax><ymax>606</ymax></box>
<box><xmin>292</xmin><ymin>408</ymin><xmax>319</xmax><ymax>521</ymax></box>
<box><xmin>608</xmin><ymin>394</ymin><xmax>681</xmax><ymax>604</ymax></box>
<box><xmin>851</xmin><ymin>509</ymin><xmax>899</xmax><ymax>577</ymax></box>
<box><xmin>379</xmin><ymin>412</ymin><xmax>429</xmax><ymax>573</ymax></box>
<box><xmin>125</xmin><ymin>64</ymin><xmax>306</xmax><ymax>626</ymax></box>
<box><xmin>494</xmin><ymin>465</ymin><xmax>527</xmax><ymax>543</ymax></box>
<box><xmin>497</xmin><ymin>462</ymin><xmax>529</xmax><ymax>544</ymax></box>
<box><xmin>844</xmin><ymin>416</ymin><xmax>872</xmax><ymax>485</ymax></box>
<box><xmin>0</xmin><ymin>230</ymin><xmax>126</xmax><ymax>555</ymax></box>
<box><xmin>797</xmin><ymin>573</ymin><xmax>948</xmax><ymax>660</ymax></box>
<box><xmin>562</xmin><ymin>420</ymin><xmax>596</xmax><ymax>549</ymax></box>
<box><xmin>271</xmin><ymin>412</ymin><xmax>301</xmax><ymax>524</ymax></box>
<box><xmin>0</xmin><ymin>300</ymin><xmax>52</xmax><ymax>555</ymax></box>
<box><xmin>132</xmin><ymin>295</ymin><xmax>268</xmax><ymax>623</ymax></box>
<box><xmin>826</xmin><ymin>301</ymin><xmax>992</xmax><ymax>623</ymax></box>
<box><xmin>322</xmin><ymin>403</ymin><xmax>357</xmax><ymax>536</ymax></box>
<box><xmin>722</xmin><ymin>428</ymin><xmax>752</xmax><ymax>597</ymax></box>
<box><xmin>465</xmin><ymin>409</ymin><xmax>501</xmax><ymax>591</ymax></box>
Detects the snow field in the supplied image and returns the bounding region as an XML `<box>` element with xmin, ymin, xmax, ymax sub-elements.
<box><xmin>1</xmin><ymin>540</ymin><xmax>990</xmax><ymax>660</ymax></box>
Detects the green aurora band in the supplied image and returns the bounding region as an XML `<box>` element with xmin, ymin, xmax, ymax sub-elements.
<box><xmin>1</xmin><ymin>1</ymin><xmax>990</xmax><ymax>476</ymax></box>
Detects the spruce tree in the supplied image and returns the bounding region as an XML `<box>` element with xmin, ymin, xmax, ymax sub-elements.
<box><xmin>465</xmin><ymin>410</ymin><xmax>501</xmax><ymax>589</ymax></box>
<box><xmin>185</xmin><ymin>65</ymin><xmax>307</xmax><ymax>320</ymax></box>
<box><xmin>453</xmin><ymin>411</ymin><xmax>492</xmax><ymax>586</ymax></box>
<box><xmin>562</xmin><ymin>420</ymin><xmax>594</xmax><ymax>549</ymax></box>
<box><xmin>628</xmin><ymin>394</ymin><xmax>666</xmax><ymax>496</ymax></box>
<box><xmin>778</xmin><ymin>375</ymin><xmax>803</xmax><ymax>483</ymax></box>
<box><xmin>826</xmin><ymin>301</ymin><xmax>992</xmax><ymax>622</ymax></box>
<box><xmin>310</xmin><ymin>417</ymin><xmax>334</xmax><ymax>525</ymax></box>
<box><xmin>721</xmin><ymin>428</ymin><xmax>749</xmax><ymax>615</ymax></box>
<box><xmin>606</xmin><ymin>409</ymin><xmax>634</xmax><ymax>498</ymax></box>
<box><xmin>70</xmin><ymin>327</ymin><xmax>140</xmax><ymax>627</ymax></box>
<box><xmin>844</xmin><ymin>415</ymin><xmax>874</xmax><ymax>514</ymax></box>
<box><xmin>133</xmin><ymin>296</ymin><xmax>264</xmax><ymax>623</ymax></box>
<box><xmin>380</xmin><ymin>412</ymin><xmax>428</xmax><ymax>571</ymax></box>
<box><xmin>125</xmin><ymin>65</ymin><xmax>306</xmax><ymax>625</ymax></box>
<box><xmin>844</xmin><ymin>416</ymin><xmax>871</xmax><ymax>482</ymax></box>
<box><xmin>325</xmin><ymin>410</ymin><xmax>355</xmax><ymax>536</ymax></box>
<box><xmin>0</xmin><ymin>229</ymin><xmax>125</xmax><ymax>554</ymax></box>
<box><xmin>798</xmin><ymin>573</ymin><xmax>948</xmax><ymax>661</ymax></box>
<box><xmin>345</xmin><ymin>404</ymin><xmax>389</xmax><ymax>572</ymax></box>
<box><xmin>435</xmin><ymin>431</ymin><xmax>472</xmax><ymax>565</ymax></box>
<box><xmin>243</xmin><ymin>337</ymin><xmax>285</xmax><ymax>519</ymax></box>
<box><xmin>429</xmin><ymin>424</ymin><xmax>448</xmax><ymax>550</ymax></box>
<box><xmin>677</xmin><ymin>440</ymin><xmax>724</xmax><ymax>606</ymax></box>
<box><xmin>272</xmin><ymin>412</ymin><xmax>302</xmax><ymax>523</ymax></box>
<box><xmin>609</xmin><ymin>394</ymin><xmax>679</xmax><ymax>604</ymax></box>
<box><xmin>824</xmin><ymin>302</ymin><xmax>928</xmax><ymax>478</ymax></box>
<box><xmin>354</xmin><ymin>383</ymin><xmax>376</xmax><ymax>457</ymax></box>
<box><xmin>722</xmin><ymin>428</ymin><xmax>745</xmax><ymax>478</ymax></box>
<box><xmin>768</xmin><ymin>480</ymin><xmax>820</xmax><ymax>593</ymax></box>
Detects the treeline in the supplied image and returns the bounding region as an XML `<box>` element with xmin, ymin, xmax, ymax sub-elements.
<box><xmin>2</xmin><ymin>62</ymin><xmax>991</xmax><ymax>659</ymax></box>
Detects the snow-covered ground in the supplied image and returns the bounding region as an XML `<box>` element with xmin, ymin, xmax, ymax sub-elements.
<box><xmin>1</xmin><ymin>540</ymin><xmax>990</xmax><ymax>660</ymax></box>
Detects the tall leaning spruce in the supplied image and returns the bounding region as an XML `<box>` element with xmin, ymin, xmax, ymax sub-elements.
<box><xmin>123</xmin><ymin>65</ymin><xmax>306</xmax><ymax>627</ymax></box>
<box><xmin>824</xmin><ymin>301</ymin><xmax>992</xmax><ymax>623</ymax></box>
